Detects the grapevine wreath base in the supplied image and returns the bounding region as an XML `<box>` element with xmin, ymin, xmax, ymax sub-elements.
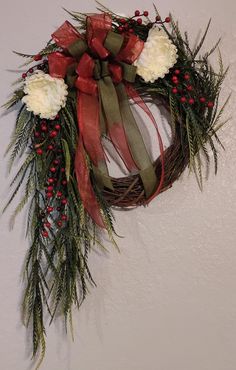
<box><xmin>102</xmin><ymin>99</ymin><xmax>189</xmax><ymax>206</ymax></box>
<box><xmin>4</xmin><ymin>2</ymin><xmax>229</xmax><ymax>367</ymax></box>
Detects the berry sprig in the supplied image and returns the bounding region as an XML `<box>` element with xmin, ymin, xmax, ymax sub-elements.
<box><xmin>115</xmin><ymin>10</ymin><xmax>171</xmax><ymax>34</ymax></box>
<box><xmin>32</xmin><ymin>113</ymin><xmax>69</xmax><ymax>238</ymax></box>
<box><xmin>170</xmin><ymin>68</ymin><xmax>214</xmax><ymax>108</ymax></box>
<box><xmin>21</xmin><ymin>58</ymin><xmax>48</xmax><ymax>80</ymax></box>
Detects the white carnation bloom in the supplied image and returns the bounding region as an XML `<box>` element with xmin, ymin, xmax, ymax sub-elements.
<box><xmin>135</xmin><ymin>27</ymin><xmax>178</xmax><ymax>83</ymax></box>
<box><xmin>22</xmin><ymin>71</ymin><xmax>68</xmax><ymax>120</ymax></box>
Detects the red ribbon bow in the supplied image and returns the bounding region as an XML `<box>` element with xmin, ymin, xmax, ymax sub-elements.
<box><xmin>48</xmin><ymin>14</ymin><xmax>165</xmax><ymax>228</ymax></box>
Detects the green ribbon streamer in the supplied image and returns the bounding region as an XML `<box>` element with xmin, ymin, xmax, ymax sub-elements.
<box><xmin>116</xmin><ymin>83</ymin><xmax>157</xmax><ymax>197</ymax></box>
<box><xmin>93</xmin><ymin>161</ymin><xmax>114</xmax><ymax>191</ymax></box>
<box><xmin>97</xmin><ymin>61</ymin><xmax>157</xmax><ymax>197</ymax></box>
<box><xmin>97</xmin><ymin>61</ymin><xmax>122</xmax><ymax>125</ymax></box>
<box><xmin>99</xmin><ymin>95</ymin><xmax>107</xmax><ymax>136</ymax></box>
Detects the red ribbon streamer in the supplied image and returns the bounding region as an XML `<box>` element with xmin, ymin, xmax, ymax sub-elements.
<box><xmin>75</xmin><ymin>138</ymin><xmax>105</xmax><ymax>228</ymax></box>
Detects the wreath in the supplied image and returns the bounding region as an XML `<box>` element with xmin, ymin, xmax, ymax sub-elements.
<box><xmin>3</xmin><ymin>3</ymin><xmax>229</xmax><ymax>367</ymax></box>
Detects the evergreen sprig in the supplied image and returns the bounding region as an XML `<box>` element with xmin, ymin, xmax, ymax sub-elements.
<box><xmin>133</xmin><ymin>10</ymin><xmax>229</xmax><ymax>186</ymax></box>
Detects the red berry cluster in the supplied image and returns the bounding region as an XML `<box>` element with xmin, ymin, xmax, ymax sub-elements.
<box><xmin>21</xmin><ymin>57</ymin><xmax>48</xmax><ymax>79</ymax></box>
<box><xmin>32</xmin><ymin>114</ymin><xmax>68</xmax><ymax>238</ymax></box>
<box><xmin>116</xmin><ymin>10</ymin><xmax>171</xmax><ymax>34</ymax></box>
<box><xmin>170</xmin><ymin>68</ymin><xmax>214</xmax><ymax>108</ymax></box>
<box><xmin>34</xmin><ymin>115</ymin><xmax>61</xmax><ymax>153</ymax></box>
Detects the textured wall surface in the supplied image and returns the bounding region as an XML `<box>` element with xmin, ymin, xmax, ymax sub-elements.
<box><xmin>0</xmin><ymin>1</ymin><xmax>235</xmax><ymax>369</ymax></box>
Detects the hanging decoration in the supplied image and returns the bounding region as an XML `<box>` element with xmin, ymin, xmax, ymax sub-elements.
<box><xmin>3</xmin><ymin>3</ymin><xmax>229</xmax><ymax>368</ymax></box>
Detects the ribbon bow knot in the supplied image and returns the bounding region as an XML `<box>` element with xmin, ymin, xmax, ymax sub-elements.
<box><xmin>48</xmin><ymin>14</ymin><xmax>164</xmax><ymax>228</ymax></box>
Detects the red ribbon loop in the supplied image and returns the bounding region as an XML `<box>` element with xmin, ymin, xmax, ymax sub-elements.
<box><xmin>116</xmin><ymin>34</ymin><xmax>144</xmax><ymax>64</ymax></box>
<box><xmin>48</xmin><ymin>52</ymin><xmax>75</xmax><ymax>79</ymax></box>
<box><xmin>51</xmin><ymin>20</ymin><xmax>83</xmax><ymax>49</ymax></box>
<box><xmin>87</xmin><ymin>14</ymin><xmax>112</xmax><ymax>58</ymax></box>
<box><xmin>76</xmin><ymin>53</ymin><xmax>95</xmax><ymax>77</ymax></box>
<box><xmin>75</xmin><ymin>54</ymin><xmax>98</xmax><ymax>95</ymax></box>
<box><xmin>75</xmin><ymin>77</ymin><xmax>97</xmax><ymax>95</ymax></box>
<box><xmin>109</xmin><ymin>64</ymin><xmax>123</xmax><ymax>84</ymax></box>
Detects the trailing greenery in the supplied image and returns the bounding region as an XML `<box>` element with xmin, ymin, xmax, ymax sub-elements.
<box><xmin>4</xmin><ymin>95</ymin><xmax>115</xmax><ymax>367</ymax></box>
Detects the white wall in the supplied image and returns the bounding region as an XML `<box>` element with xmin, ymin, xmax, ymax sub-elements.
<box><xmin>0</xmin><ymin>1</ymin><xmax>236</xmax><ymax>369</ymax></box>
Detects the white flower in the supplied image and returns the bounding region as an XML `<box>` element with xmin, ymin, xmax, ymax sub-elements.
<box><xmin>135</xmin><ymin>27</ymin><xmax>178</xmax><ymax>83</ymax></box>
<box><xmin>22</xmin><ymin>71</ymin><xmax>68</xmax><ymax>120</ymax></box>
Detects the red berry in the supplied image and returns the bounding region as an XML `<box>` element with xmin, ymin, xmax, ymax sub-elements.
<box><xmin>189</xmin><ymin>98</ymin><xmax>195</xmax><ymax>105</ymax></box>
<box><xmin>135</xmin><ymin>10</ymin><xmax>140</xmax><ymax>16</ymax></box>
<box><xmin>118</xmin><ymin>26</ymin><xmax>123</xmax><ymax>32</ymax></box>
<box><xmin>57</xmin><ymin>207</ymin><xmax>62</xmax><ymax>211</ymax></box>
<box><xmin>57</xmin><ymin>221</ymin><xmax>63</xmax><ymax>227</ymax></box>
<box><xmin>50</xmin><ymin>167</ymin><xmax>56</xmax><ymax>173</ymax></box>
<box><xmin>165</xmin><ymin>17</ymin><xmax>171</xmax><ymax>23</ymax></box>
<box><xmin>172</xmin><ymin>87</ymin><xmax>178</xmax><ymax>94</ymax></box>
<box><xmin>155</xmin><ymin>15</ymin><xmax>161</xmax><ymax>21</ymax></box>
<box><xmin>174</xmin><ymin>69</ymin><xmax>180</xmax><ymax>75</ymax></box>
<box><xmin>186</xmin><ymin>85</ymin><xmax>193</xmax><ymax>91</ymax></box>
<box><xmin>47</xmin><ymin>145</ymin><xmax>54</xmax><ymax>151</ymax></box>
<box><xmin>184</xmin><ymin>73</ymin><xmax>190</xmax><ymax>80</ymax></box>
<box><xmin>41</xmin><ymin>124</ymin><xmax>48</xmax><ymax>132</ymax></box>
<box><xmin>34</xmin><ymin>131</ymin><xmax>40</xmax><ymax>138</ymax></box>
<box><xmin>207</xmin><ymin>101</ymin><xmax>214</xmax><ymax>108</ymax></box>
<box><xmin>57</xmin><ymin>191</ymin><xmax>63</xmax><ymax>198</ymax></box>
<box><xmin>29</xmin><ymin>68</ymin><xmax>33</xmax><ymax>73</ymax></box>
<box><xmin>53</xmin><ymin>159</ymin><xmax>60</xmax><ymax>165</ymax></box>
<box><xmin>46</xmin><ymin>206</ymin><xmax>54</xmax><ymax>213</ymax></box>
<box><xmin>44</xmin><ymin>222</ymin><xmax>51</xmax><ymax>228</ymax></box>
<box><xmin>22</xmin><ymin>73</ymin><xmax>27</xmax><ymax>79</ymax></box>
<box><xmin>48</xmin><ymin>178</ymin><xmax>54</xmax><ymax>184</ymax></box>
<box><xmin>46</xmin><ymin>192</ymin><xmax>53</xmax><ymax>198</ymax></box>
<box><xmin>180</xmin><ymin>96</ymin><xmax>187</xmax><ymax>103</ymax></box>
<box><xmin>143</xmin><ymin>11</ymin><xmax>149</xmax><ymax>17</ymax></box>
<box><xmin>61</xmin><ymin>168</ymin><xmax>65</xmax><ymax>173</ymax></box>
<box><xmin>55</xmin><ymin>114</ymin><xmax>60</xmax><ymax>120</ymax></box>
<box><xmin>61</xmin><ymin>199</ymin><xmax>68</xmax><ymax>205</ymax></box>
<box><xmin>172</xmin><ymin>75</ymin><xmax>178</xmax><ymax>81</ymax></box>
<box><xmin>129</xmin><ymin>28</ymin><xmax>134</xmax><ymax>33</ymax></box>
<box><xmin>47</xmin><ymin>185</ymin><xmax>53</xmax><ymax>191</ymax></box>
<box><xmin>120</xmin><ymin>18</ymin><xmax>126</xmax><ymax>24</ymax></box>
<box><xmin>36</xmin><ymin>148</ymin><xmax>43</xmax><ymax>155</ymax></box>
<box><xmin>199</xmin><ymin>97</ymin><xmax>206</xmax><ymax>103</ymax></box>
<box><xmin>50</xmin><ymin>130</ymin><xmax>58</xmax><ymax>138</ymax></box>
<box><xmin>34</xmin><ymin>54</ymin><xmax>42</xmax><ymax>61</ymax></box>
<box><xmin>61</xmin><ymin>214</ymin><xmax>67</xmax><ymax>221</ymax></box>
<box><xmin>42</xmin><ymin>230</ymin><xmax>49</xmax><ymax>237</ymax></box>
<box><xmin>62</xmin><ymin>180</ymin><xmax>67</xmax><ymax>186</ymax></box>
<box><xmin>55</xmin><ymin>124</ymin><xmax>61</xmax><ymax>131</ymax></box>
<box><xmin>137</xmin><ymin>18</ymin><xmax>142</xmax><ymax>25</ymax></box>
